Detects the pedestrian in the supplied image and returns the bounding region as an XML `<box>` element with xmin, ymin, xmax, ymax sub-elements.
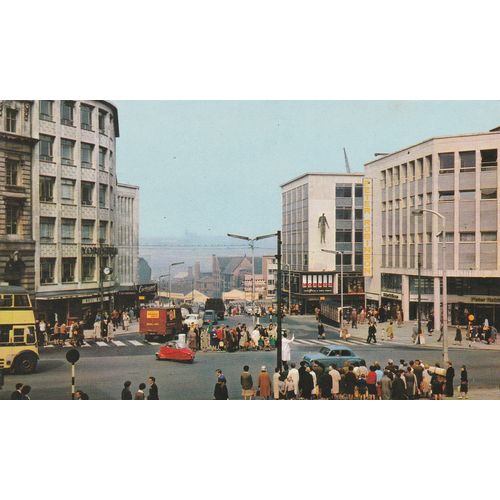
<box><xmin>284</xmin><ymin>376</ymin><xmax>296</xmax><ymax>399</ymax></box>
<box><xmin>20</xmin><ymin>385</ymin><xmax>31</xmax><ymax>400</ymax></box>
<box><xmin>76</xmin><ymin>320</ymin><xmax>85</xmax><ymax>347</ymax></box>
<box><xmin>273</xmin><ymin>368</ymin><xmax>281</xmax><ymax>400</ymax></box>
<box><xmin>351</xmin><ymin>308</ymin><xmax>358</xmax><ymax>329</ymax></box>
<box><xmin>240</xmin><ymin>365</ymin><xmax>254</xmax><ymax>400</ymax></box>
<box><xmin>93</xmin><ymin>318</ymin><xmax>101</xmax><ymax>341</ymax></box>
<box><xmin>258</xmin><ymin>366</ymin><xmax>271</xmax><ymax>400</ymax></box>
<box><xmin>200</xmin><ymin>328</ymin><xmax>210</xmax><ymax>352</ymax></box>
<box><xmin>329</xmin><ymin>365</ymin><xmax>341</xmax><ymax>399</ymax></box>
<box><xmin>386</xmin><ymin>320</ymin><xmax>394</xmax><ymax>340</ymax></box>
<box><xmin>404</xmin><ymin>366</ymin><xmax>417</xmax><ymax>399</ymax></box>
<box><xmin>366</xmin><ymin>366</ymin><xmax>377</xmax><ymax>400</ymax></box>
<box><xmin>437</xmin><ymin>324</ymin><xmax>444</xmax><ymax>342</ymax></box>
<box><xmin>100</xmin><ymin>317</ymin><xmax>108</xmax><ymax>341</ymax></box>
<box><xmin>343</xmin><ymin>365</ymin><xmax>357</xmax><ymax>400</ymax></box>
<box><xmin>135</xmin><ymin>383</ymin><xmax>146</xmax><ymax>400</ymax></box>
<box><xmin>459</xmin><ymin>365</ymin><xmax>468</xmax><ymax>399</ymax></box>
<box><xmin>367</xmin><ymin>322</ymin><xmax>377</xmax><ymax>344</ymax></box>
<box><xmin>121</xmin><ymin>381</ymin><xmax>133</xmax><ymax>400</ymax></box>
<box><xmin>214</xmin><ymin>379</ymin><xmax>228</xmax><ymax>400</ymax></box>
<box><xmin>391</xmin><ymin>371</ymin><xmax>407</xmax><ymax>400</ymax></box>
<box><xmin>396</xmin><ymin>307</ymin><xmax>403</xmax><ymax>327</ymax></box>
<box><xmin>288</xmin><ymin>362</ymin><xmax>299</xmax><ymax>397</ymax></box>
<box><xmin>122</xmin><ymin>311</ymin><xmax>130</xmax><ymax>331</ymax></box>
<box><xmin>445</xmin><ymin>361</ymin><xmax>455</xmax><ymax>397</ymax></box>
<box><xmin>318</xmin><ymin>370</ymin><xmax>332</xmax><ymax>399</ymax></box>
<box><xmin>454</xmin><ymin>326</ymin><xmax>462</xmax><ymax>346</ymax></box>
<box><xmin>317</xmin><ymin>321</ymin><xmax>325</xmax><ymax>339</ymax></box>
<box><xmin>381</xmin><ymin>371</ymin><xmax>393</xmax><ymax>400</ymax></box>
<box><xmin>11</xmin><ymin>383</ymin><xmax>23</xmax><ymax>400</ymax></box>
<box><xmin>147</xmin><ymin>376</ymin><xmax>159</xmax><ymax>400</ymax></box>
<box><xmin>281</xmin><ymin>331</ymin><xmax>295</xmax><ymax>371</ymax></box>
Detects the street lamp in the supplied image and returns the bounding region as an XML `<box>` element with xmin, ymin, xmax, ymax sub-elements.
<box><xmin>168</xmin><ymin>262</ymin><xmax>184</xmax><ymax>306</ymax></box>
<box><xmin>227</xmin><ymin>232</ymin><xmax>276</xmax><ymax>325</ymax></box>
<box><xmin>412</xmin><ymin>208</ymin><xmax>448</xmax><ymax>364</ymax></box>
<box><xmin>283</xmin><ymin>264</ymin><xmax>292</xmax><ymax>313</ymax></box>
<box><xmin>322</xmin><ymin>249</ymin><xmax>352</xmax><ymax>325</ymax></box>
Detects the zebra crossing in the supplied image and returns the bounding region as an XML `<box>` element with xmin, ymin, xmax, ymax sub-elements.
<box><xmin>43</xmin><ymin>338</ymin><xmax>159</xmax><ymax>349</ymax></box>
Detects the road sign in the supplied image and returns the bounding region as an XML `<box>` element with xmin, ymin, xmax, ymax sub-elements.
<box><xmin>66</xmin><ymin>349</ymin><xmax>80</xmax><ymax>364</ymax></box>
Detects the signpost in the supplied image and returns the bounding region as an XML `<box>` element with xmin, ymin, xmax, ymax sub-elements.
<box><xmin>66</xmin><ymin>348</ymin><xmax>80</xmax><ymax>399</ymax></box>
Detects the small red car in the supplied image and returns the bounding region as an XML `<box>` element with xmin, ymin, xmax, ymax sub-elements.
<box><xmin>155</xmin><ymin>342</ymin><xmax>195</xmax><ymax>363</ymax></box>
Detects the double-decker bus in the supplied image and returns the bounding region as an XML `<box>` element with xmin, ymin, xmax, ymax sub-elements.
<box><xmin>0</xmin><ymin>285</ymin><xmax>39</xmax><ymax>374</ymax></box>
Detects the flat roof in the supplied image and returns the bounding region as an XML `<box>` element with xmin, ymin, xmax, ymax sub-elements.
<box><xmin>365</xmin><ymin>129</ymin><xmax>500</xmax><ymax>167</ymax></box>
<box><xmin>281</xmin><ymin>171</ymin><xmax>364</xmax><ymax>188</ymax></box>
<box><xmin>117</xmin><ymin>181</ymin><xmax>140</xmax><ymax>189</ymax></box>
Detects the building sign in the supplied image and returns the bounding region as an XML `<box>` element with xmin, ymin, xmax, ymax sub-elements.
<box><xmin>81</xmin><ymin>245</ymin><xmax>118</xmax><ymax>256</ymax></box>
<box><xmin>137</xmin><ymin>284</ymin><xmax>158</xmax><ymax>294</ymax></box>
<box><xmin>146</xmin><ymin>310</ymin><xmax>160</xmax><ymax>319</ymax></box>
<box><xmin>363</xmin><ymin>178</ymin><xmax>372</xmax><ymax>277</ymax></box>
<box><xmin>470</xmin><ymin>296</ymin><xmax>500</xmax><ymax>304</ymax></box>
<box><xmin>300</xmin><ymin>273</ymin><xmax>335</xmax><ymax>294</ymax></box>
<box><xmin>381</xmin><ymin>292</ymin><xmax>402</xmax><ymax>300</ymax></box>
<box><xmin>82</xmin><ymin>296</ymin><xmax>110</xmax><ymax>305</ymax></box>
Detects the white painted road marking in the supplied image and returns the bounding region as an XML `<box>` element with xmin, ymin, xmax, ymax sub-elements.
<box><xmin>128</xmin><ymin>340</ymin><xmax>144</xmax><ymax>346</ymax></box>
<box><xmin>111</xmin><ymin>340</ymin><xmax>126</xmax><ymax>347</ymax></box>
<box><xmin>96</xmin><ymin>341</ymin><xmax>110</xmax><ymax>347</ymax></box>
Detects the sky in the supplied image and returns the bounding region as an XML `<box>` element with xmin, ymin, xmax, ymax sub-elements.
<box><xmin>115</xmin><ymin>100</ymin><xmax>500</xmax><ymax>240</ymax></box>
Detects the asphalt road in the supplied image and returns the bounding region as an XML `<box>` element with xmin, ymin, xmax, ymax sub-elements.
<box><xmin>1</xmin><ymin>314</ymin><xmax>498</xmax><ymax>400</ymax></box>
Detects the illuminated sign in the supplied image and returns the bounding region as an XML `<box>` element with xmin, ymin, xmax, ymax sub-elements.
<box><xmin>363</xmin><ymin>178</ymin><xmax>373</xmax><ymax>277</ymax></box>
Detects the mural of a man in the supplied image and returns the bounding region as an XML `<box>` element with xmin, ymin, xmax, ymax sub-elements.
<box><xmin>3</xmin><ymin>251</ymin><xmax>26</xmax><ymax>286</ymax></box>
<box><xmin>318</xmin><ymin>213</ymin><xmax>329</xmax><ymax>244</ymax></box>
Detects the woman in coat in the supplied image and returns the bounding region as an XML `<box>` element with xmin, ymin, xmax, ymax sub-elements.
<box><xmin>404</xmin><ymin>366</ymin><xmax>417</xmax><ymax>399</ymax></box>
<box><xmin>258</xmin><ymin>366</ymin><xmax>271</xmax><ymax>400</ymax></box>
<box><xmin>240</xmin><ymin>365</ymin><xmax>254</xmax><ymax>400</ymax></box>
<box><xmin>391</xmin><ymin>371</ymin><xmax>407</xmax><ymax>399</ymax></box>
<box><xmin>200</xmin><ymin>328</ymin><xmax>210</xmax><ymax>352</ymax></box>
<box><xmin>381</xmin><ymin>371</ymin><xmax>393</xmax><ymax>400</ymax></box>
<box><xmin>445</xmin><ymin>361</ymin><xmax>455</xmax><ymax>397</ymax></box>
<box><xmin>459</xmin><ymin>365</ymin><xmax>468</xmax><ymax>399</ymax></box>
<box><xmin>329</xmin><ymin>366</ymin><xmax>341</xmax><ymax>399</ymax></box>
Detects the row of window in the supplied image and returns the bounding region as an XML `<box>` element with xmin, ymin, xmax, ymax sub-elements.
<box><xmin>40</xmin><ymin>217</ymin><xmax>109</xmax><ymax>244</ymax></box>
<box><xmin>40</xmin><ymin>101</ymin><xmax>110</xmax><ymax>135</ymax></box>
<box><xmin>39</xmin><ymin>176</ymin><xmax>114</xmax><ymax>208</ymax></box>
<box><xmin>39</xmin><ymin>135</ymin><xmax>112</xmax><ymax>170</ymax></box>
<box><xmin>336</xmin><ymin>184</ymin><xmax>363</xmax><ymax>198</ymax></box>
<box><xmin>383</xmin><ymin>232</ymin><xmax>497</xmax><ymax>244</ymax></box>
<box><xmin>336</xmin><ymin>208</ymin><xmax>363</xmax><ymax>220</ymax></box>
<box><xmin>40</xmin><ymin>256</ymin><xmax>112</xmax><ymax>284</ymax></box>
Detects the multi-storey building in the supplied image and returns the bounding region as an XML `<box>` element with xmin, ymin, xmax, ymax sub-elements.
<box><xmin>115</xmin><ymin>182</ymin><xmax>140</xmax><ymax>309</ymax></box>
<box><xmin>30</xmin><ymin>100</ymin><xmax>120</xmax><ymax>324</ymax></box>
<box><xmin>0</xmin><ymin>100</ymin><xmax>37</xmax><ymax>290</ymax></box>
<box><xmin>364</xmin><ymin>128</ymin><xmax>500</xmax><ymax>329</ymax></box>
<box><xmin>262</xmin><ymin>255</ymin><xmax>277</xmax><ymax>299</ymax></box>
<box><xmin>281</xmin><ymin>172</ymin><xmax>365</xmax><ymax>313</ymax></box>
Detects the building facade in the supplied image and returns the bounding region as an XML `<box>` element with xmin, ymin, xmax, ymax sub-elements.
<box><xmin>30</xmin><ymin>100</ymin><xmax>120</xmax><ymax>324</ymax></box>
<box><xmin>364</xmin><ymin>129</ymin><xmax>500</xmax><ymax>329</ymax></box>
<box><xmin>0</xmin><ymin>100</ymin><xmax>37</xmax><ymax>291</ymax></box>
<box><xmin>281</xmin><ymin>173</ymin><xmax>365</xmax><ymax>313</ymax></box>
<box><xmin>262</xmin><ymin>255</ymin><xmax>277</xmax><ymax>299</ymax></box>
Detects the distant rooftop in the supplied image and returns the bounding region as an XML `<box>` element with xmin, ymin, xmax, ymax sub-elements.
<box><xmin>281</xmin><ymin>171</ymin><xmax>364</xmax><ymax>188</ymax></box>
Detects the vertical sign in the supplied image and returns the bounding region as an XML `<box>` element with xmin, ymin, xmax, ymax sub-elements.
<box><xmin>318</xmin><ymin>275</ymin><xmax>323</xmax><ymax>288</ymax></box>
<box><xmin>312</xmin><ymin>275</ymin><xmax>317</xmax><ymax>288</ymax></box>
<box><xmin>363</xmin><ymin>178</ymin><xmax>373</xmax><ymax>277</ymax></box>
<box><xmin>302</xmin><ymin>275</ymin><xmax>307</xmax><ymax>290</ymax></box>
<box><xmin>307</xmin><ymin>275</ymin><xmax>312</xmax><ymax>288</ymax></box>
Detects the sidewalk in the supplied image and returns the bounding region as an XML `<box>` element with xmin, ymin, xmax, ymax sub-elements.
<box><xmin>83</xmin><ymin>322</ymin><xmax>140</xmax><ymax>339</ymax></box>
<box><xmin>332</xmin><ymin>320</ymin><xmax>500</xmax><ymax>351</ymax></box>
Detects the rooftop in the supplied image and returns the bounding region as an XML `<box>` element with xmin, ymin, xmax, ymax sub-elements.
<box><xmin>281</xmin><ymin>171</ymin><xmax>364</xmax><ymax>188</ymax></box>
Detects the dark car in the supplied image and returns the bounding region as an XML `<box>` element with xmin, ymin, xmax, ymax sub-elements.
<box><xmin>303</xmin><ymin>344</ymin><xmax>364</xmax><ymax>368</ymax></box>
<box><xmin>205</xmin><ymin>298</ymin><xmax>225</xmax><ymax>320</ymax></box>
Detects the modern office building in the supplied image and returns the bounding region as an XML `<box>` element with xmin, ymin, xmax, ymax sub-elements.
<box><xmin>364</xmin><ymin>128</ymin><xmax>500</xmax><ymax>329</ymax></box>
<box><xmin>281</xmin><ymin>172</ymin><xmax>365</xmax><ymax>313</ymax></box>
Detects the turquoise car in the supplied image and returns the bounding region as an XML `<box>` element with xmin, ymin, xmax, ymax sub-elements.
<box><xmin>303</xmin><ymin>344</ymin><xmax>364</xmax><ymax>368</ymax></box>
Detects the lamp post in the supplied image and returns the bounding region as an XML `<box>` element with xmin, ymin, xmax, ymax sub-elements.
<box><xmin>168</xmin><ymin>262</ymin><xmax>184</xmax><ymax>306</ymax></box>
<box><xmin>283</xmin><ymin>264</ymin><xmax>291</xmax><ymax>313</ymax></box>
<box><xmin>157</xmin><ymin>274</ymin><xmax>169</xmax><ymax>304</ymax></box>
<box><xmin>322</xmin><ymin>249</ymin><xmax>351</xmax><ymax>325</ymax></box>
<box><xmin>412</xmin><ymin>208</ymin><xmax>448</xmax><ymax>364</ymax></box>
<box><xmin>227</xmin><ymin>232</ymin><xmax>276</xmax><ymax>326</ymax></box>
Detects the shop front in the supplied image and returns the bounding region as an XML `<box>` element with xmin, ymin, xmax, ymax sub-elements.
<box><xmin>449</xmin><ymin>296</ymin><xmax>500</xmax><ymax>327</ymax></box>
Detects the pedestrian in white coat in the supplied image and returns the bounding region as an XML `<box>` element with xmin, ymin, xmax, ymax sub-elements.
<box><xmin>288</xmin><ymin>362</ymin><xmax>299</xmax><ymax>397</ymax></box>
<box><xmin>281</xmin><ymin>331</ymin><xmax>295</xmax><ymax>370</ymax></box>
<box><xmin>329</xmin><ymin>365</ymin><xmax>341</xmax><ymax>399</ymax></box>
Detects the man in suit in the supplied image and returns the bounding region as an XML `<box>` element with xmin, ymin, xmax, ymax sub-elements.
<box><xmin>11</xmin><ymin>383</ymin><xmax>23</xmax><ymax>400</ymax></box>
<box><xmin>147</xmin><ymin>376</ymin><xmax>159</xmax><ymax>400</ymax></box>
<box><xmin>121</xmin><ymin>380</ymin><xmax>133</xmax><ymax>400</ymax></box>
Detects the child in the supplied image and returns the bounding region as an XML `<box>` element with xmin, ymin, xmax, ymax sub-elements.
<box><xmin>357</xmin><ymin>373</ymin><xmax>367</xmax><ymax>400</ymax></box>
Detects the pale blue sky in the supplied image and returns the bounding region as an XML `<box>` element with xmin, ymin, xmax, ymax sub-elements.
<box><xmin>115</xmin><ymin>101</ymin><xmax>500</xmax><ymax>239</ymax></box>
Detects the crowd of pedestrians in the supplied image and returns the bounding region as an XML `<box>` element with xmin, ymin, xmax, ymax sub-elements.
<box><xmin>213</xmin><ymin>358</ymin><xmax>469</xmax><ymax>400</ymax></box>
<box><xmin>120</xmin><ymin>376</ymin><xmax>159</xmax><ymax>400</ymax></box>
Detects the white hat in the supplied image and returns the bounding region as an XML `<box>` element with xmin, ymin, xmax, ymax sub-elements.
<box><xmin>261</xmin><ymin>366</ymin><xmax>266</xmax><ymax>371</ymax></box>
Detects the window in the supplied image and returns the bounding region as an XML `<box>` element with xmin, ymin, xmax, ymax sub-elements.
<box><xmin>417</xmin><ymin>194</ymin><xmax>423</xmax><ymax>206</ymax></box>
<box><xmin>80</xmin><ymin>105</ymin><xmax>93</xmax><ymax>130</ymax></box>
<box><xmin>82</xmin><ymin>257</ymin><xmax>96</xmax><ymax>282</ymax></box>
<box><xmin>5</xmin><ymin>108</ymin><xmax>17</xmax><ymax>133</ymax></box>
<box><xmin>355</xmin><ymin>208</ymin><xmax>363</xmax><ymax>219</ymax></box>
<box><xmin>481</xmin><ymin>231</ymin><xmax>497</xmax><ymax>242</ymax></box>
<box><xmin>460</xmin><ymin>151</ymin><xmax>475</xmax><ymax>172</ymax></box>
<box><xmin>381</xmin><ymin>171</ymin><xmax>386</xmax><ymax>188</ymax></box>
<box><xmin>460</xmin><ymin>232</ymin><xmax>475</xmax><ymax>242</ymax></box>
<box><xmin>61</xmin><ymin>178</ymin><xmax>75</xmax><ymax>203</ymax></box>
<box><xmin>393</xmin><ymin>166</ymin><xmax>400</xmax><ymax>184</ymax></box>
<box><xmin>355</xmin><ymin>253</ymin><xmax>363</xmax><ymax>265</ymax></box>
<box><xmin>416</xmin><ymin>159</ymin><xmax>423</xmax><ymax>178</ymax></box>
<box><xmin>409</xmin><ymin>196</ymin><xmax>415</xmax><ymax>207</ymax></box>
<box><xmin>426</xmin><ymin>232</ymin><xmax>432</xmax><ymax>243</ymax></box>
<box><xmin>6</xmin><ymin>159</ymin><xmax>19</xmax><ymax>185</ymax></box>
<box><xmin>81</xmin><ymin>143</ymin><xmax>93</xmax><ymax>167</ymax></box>
<box><xmin>99</xmin><ymin>110</ymin><xmax>107</xmax><ymax>134</ymax></box>
<box><xmin>481</xmin><ymin>188</ymin><xmax>497</xmax><ymax>200</ymax></box>
<box><xmin>336</xmin><ymin>230</ymin><xmax>352</xmax><ymax>242</ymax></box>
<box><xmin>439</xmin><ymin>191</ymin><xmax>454</xmax><ymax>201</ymax></box>
<box><xmin>61</xmin><ymin>139</ymin><xmax>74</xmax><ymax>165</ymax></box>
<box><xmin>99</xmin><ymin>184</ymin><xmax>107</xmax><ymax>208</ymax></box>
<box><xmin>426</xmin><ymin>192</ymin><xmax>432</xmax><ymax>204</ymax></box>
<box><xmin>481</xmin><ymin>149</ymin><xmax>497</xmax><ymax>171</ymax></box>
<box><xmin>335</xmin><ymin>253</ymin><xmax>352</xmax><ymax>266</ymax></box>
<box><xmin>409</xmin><ymin>161</ymin><xmax>415</xmax><ymax>179</ymax></box>
<box><xmin>40</xmin><ymin>217</ymin><xmax>55</xmax><ymax>242</ymax></box>
<box><xmin>355</xmin><ymin>231</ymin><xmax>363</xmax><ymax>242</ymax></box>
<box><xmin>81</xmin><ymin>182</ymin><xmax>94</xmax><ymax>206</ymax></box>
<box><xmin>61</xmin><ymin>101</ymin><xmax>74</xmax><ymax>125</ymax></box>
<box><xmin>381</xmin><ymin>273</ymin><xmax>402</xmax><ymax>292</ymax></box>
<box><xmin>355</xmin><ymin>185</ymin><xmax>363</xmax><ymax>198</ymax></box>
<box><xmin>62</xmin><ymin>258</ymin><xmax>76</xmax><ymax>283</ymax></box>
<box><xmin>39</xmin><ymin>176</ymin><xmax>55</xmax><ymax>202</ymax></box>
<box><xmin>99</xmin><ymin>221</ymin><xmax>108</xmax><ymax>243</ymax></box>
<box><xmin>40</xmin><ymin>258</ymin><xmax>56</xmax><ymax>284</ymax></box>
<box><xmin>445</xmin><ymin>232</ymin><xmax>454</xmax><ymax>242</ymax></box>
<box><xmin>388</xmin><ymin>201</ymin><xmax>393</xmax><ymax>211</ymax></box>
<box><xmin>460</xmin><ymin>190</ymin><xmax>475</xmax><ymax>200</ymax></box>
<box><xmin>99</xmin><ymin>147</ymin><xmax>106</xmax><ymax>170</ymax></box>
<box><xmin>395</xmin><ymin>199</ymin><xmax>400</xmax><ymax>210</ymax></box>
<box><xmin>81</xmin><ymin>220</ymin><xmax>94</xmax><ymax>243</ymax></box>
<box><xmin>401</xmin><ymin>164</ymin><xmax>407</xmax><ymax>181</ymax></box>
<box><xmin>336</xmin><ymin>208</ymin><xmax>352</xmax><ymax>219</ymax></box>
<box><xmin>6</xmin><ymin>204</ymin><xmax>19</xmax><ymax>235</ymax></box>
<box><xmin>401</xmin><ymin>198</ymin><xmax>407</xmax><ymax>208</ymax></box>
<box><xmin>381</xmin><ymin>202</ymin><xmax>386</xmax><ymax>212</ymax></box>
<box><xmin>426</xmin><ymin>155</ymin><xmax>433</xmax><ymax>177</ymax></box>
<box><xmin>39</xmin><ymin>135</ymin><xmax>54</xmax><ymax>161</ymax></box>
<box><xmin>40</xmin><ymin>100</ymin><xmax>53</xmax><ymax>121</ymax></box>
<box><xmin>61</xmin><ymin>218</ymin><xmax>75</xmax><ymax>242</ymax></box>
<box><xmin>110</xmin><ymin>187</ymin><xmax>114</xmax><ymax>209</ymax></box>
<box><xmin>336</xmin><ymin>185</ymin><xmax>352</xmax><ymax>198</ymax></box>
<box><xmin>439</xmin><ymin>153</ymin><xmax>454</xmax><ymax>172</ymax></box>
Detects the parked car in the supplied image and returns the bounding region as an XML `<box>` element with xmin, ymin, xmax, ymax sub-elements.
<box><xmin>302</xmin><ymin>345</ymin><xmax>364</xmax><ymax>368</ymax></box>
<box><xmin>156</xmin><ymin>342</ymin><xmax>195</xmax><ymax>363</ymax></box>
<box><xmin>203</xmin><ymin>309</ymin><xmax>218</xmax><ymax>325</ymax></box>
<box><xmin>183</xmin><ymin>313</ymin><xmax>204</xmax><ymax>328</ymax></box>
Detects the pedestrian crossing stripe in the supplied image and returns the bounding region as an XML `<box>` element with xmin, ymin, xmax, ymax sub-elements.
<box><xmin>96</xmin><ymin>341</ymin><xmax>110</xmax><ymax>347</ymax></box>
<box><xmin>111</xmin><ymin>340</ymin><xmax>126</xmax><ymax>347</ymax></box>
<box><xmin>82</xmin><ymin>342</ymin><xmax>92</xmax><ymax>347</ymax></box>
<box><xmin>144</xmin><ymin>341</ymin><xmax>160</xmax><ymax>345</ymax></box>
<box><xmin>128</xmin><ymin>340</ymin><xmax>144</xmax><ymax>346</ymax></box>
